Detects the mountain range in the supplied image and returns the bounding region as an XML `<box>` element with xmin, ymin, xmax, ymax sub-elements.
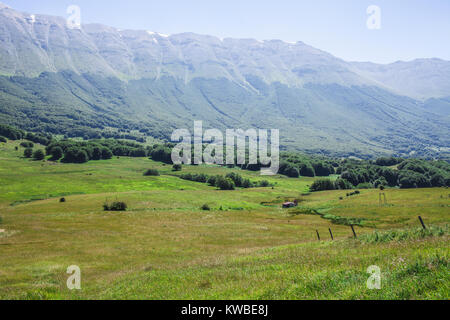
<box><xmin>0</xmin><ymin>2</ymin><xmax>449</xmax><ymax>158</ymax></box>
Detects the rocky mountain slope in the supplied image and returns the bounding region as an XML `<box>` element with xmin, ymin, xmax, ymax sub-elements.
<box><xmin>0</xmin><ymin>3</ymin><xmax>448</xmax><ymax>157</ymax></box>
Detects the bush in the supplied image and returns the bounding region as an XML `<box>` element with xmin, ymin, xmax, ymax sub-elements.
<box><xmin>0</xmin><ymin>136</ymin><xmax>6</xmax><ymax>143</ymax></box>
<box><xmin>310</xmin><ymin>179</ymin><xmax>336</xmax><ymax>192</ymax></box>
<box><xmin>335</xmin><ymin>178</ymin><xmax>353</xmax><ymax>190</ymax></box>
<box><xmin>399</xmin><ymin>171</ymin><xmax>431</xmax><ymax>189</ymax></box>
<box><xmin>62</xmin><ymin>148</ymin><xmax>89</xmax><ymax>163</ymax></box>
<box><xmin>129</xmin><ymin>148</ymin><xmax>147</xmax><ymax>157</ymax></box>
<box><xmin>373</xmin><ymin>177</ymin><xmax>388</xmax><ymax>189</ymax></box>
<box><xmin>356</xmin><ymin>182</ymin><xmax>374</xmax><ymax>189</ymax></box>
<box><xmin>312</xmin><ymin>162</ymin><xmax>334</xmax><ymax>176</ymax></box>
<box><xmin>258</xmin><ymin>180</ymin><xmax>270</xmax><ymax>187</ymax></box>
<box><xmin>242</xmin><ymin>178</ymin><xmax>253</xmax><ymax>188</ymax></box>
<box><xmin>144</xmin><ymin>169</ymin><xmax>160</xmax><ymax>176</ymax></box>
<box><xmin>375</xmin><ymin>157</ymin><xmax>400</xmax><ymax>167</ymax></box>
<box><xmin>103</xmin><ymin>201</ymin><xmax>127</xmax><ymax>211</ymax></box>
<box><xmin>0</xmin><ymin>124</ymin><xmax>24</xmax><ymax>140</ymax></box>
<box><xmin>24</xmin><ymin>148</ymin><xmax>33</xmax><ymax>158</ymax></box>
<box><xmin>299</xmin><ymin>163</ymin><xmax>315</xmax><ymax>177</ymax></box>
<box><xmin>33</xmin><ymin>149</ymin><xmax>45</xmax><ymax>161</ymax></box>
<box><xmin>20</xmin><ymin>142</ymin><xmax>34</xmax><ymax>148</ymax></box>
<box><xmin>50</xmin><ymin>146</ymin><xmax>63</xmax><ymax>161</ymax></box>
<box><xmin>201</xmin><ymin>204</ymin><xmax>211</xmax><ymax>211</ymax></box>
<box><xmin>207</xmin><ymin>175</ymin><xmax>219</xmax><ymax>186</ymax></box>
<box><xmin>430</xmin><ymin>173</ymin><xmax>445</xmax><ymax>187</ymax></box>
<box><xmin>172</xmin><ymin>164</ymin><xmax>182</xmax><ymax>171</ymax></box>
<box><xmin>101</xmin><ymin>147</ymin><xmax>113</xmax><ymax>160</ymax></box>
<box><xmin>216</xmin><ymin>177</ymin><xmax>235</xmax><ymax>190</ymax></box>
<box><xmin>226</xmin><ymin>173</ymin><xmax>243</xmax><ymax>187</ymax></box>
<box><xmin>284</xmin><ymin>164</ymin><xmax>300</xmax><ymax>178</ymax></box>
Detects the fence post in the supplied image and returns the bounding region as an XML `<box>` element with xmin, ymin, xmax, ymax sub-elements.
<box><xmin>329</xmin><ymin>228</ymin><xmax>334</xmax><ymax>240</ymax></box>
<box><xmin>316</xmin><ymin>230</ymin><xmax>321</xmax><ymax>241</ymax></box>
<box><xmin>418</xmin><ymin>216</ymin><xmax>427</xmax><ymax>230</ymax></box>
<box><xmin>350</xmin><ymin>225</ymin><xmax>357</xmax><ymax>238</ymax></box>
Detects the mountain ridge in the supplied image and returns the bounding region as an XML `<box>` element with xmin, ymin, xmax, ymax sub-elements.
<box><xmin>0</xmin><ymin>3</ymin><xmax>449</xmax><ymax>158</ymax></box>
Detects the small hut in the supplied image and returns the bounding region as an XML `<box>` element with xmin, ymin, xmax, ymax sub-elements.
<box><xmin>282</xmin><ymin>200</ymin><xmax>298</xmax><ymax>209</ymax></box>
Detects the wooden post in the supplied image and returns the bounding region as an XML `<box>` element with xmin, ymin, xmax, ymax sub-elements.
<box><xmin>418</xmin><ymin>216</ymin><xmax>427</xmax><ymax>230</ymax></box>
<box><xmin>316</xmin><ymin>230</ymin><xmax>321</xmax><ymax>241</ymax></box>
<box><xmin>329</xmin><ymin>228</ymin><xmax>334</xmax><ymax>240</ymax></box>
<box><xmin>350</xmin><ymin>225</ymin><xmax>357</xmax><ymax>238</ymax></box>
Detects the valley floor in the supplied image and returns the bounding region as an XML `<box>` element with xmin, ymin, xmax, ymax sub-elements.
<box><xmin>0</xmin><ymin>141</ymin><xmax>448</xmax><ymax>299</ymax></box>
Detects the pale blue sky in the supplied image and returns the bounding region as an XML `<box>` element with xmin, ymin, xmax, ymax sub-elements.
<box><xmin>4</xmin><ymin>0</ymin><xmax>450</xmax><ymax>63</ymax></box>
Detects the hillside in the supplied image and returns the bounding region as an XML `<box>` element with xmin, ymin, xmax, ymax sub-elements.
<box><xmin>0</xmin><ymin>3</ymin><xmax>449</xmax><ymax>157</ymax></box>
<box><xmin>0</xmin><ymin>138</ymin><xmax>448</xmax><ymax>299</ymax></box>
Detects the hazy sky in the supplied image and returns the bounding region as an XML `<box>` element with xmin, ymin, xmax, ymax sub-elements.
<box><xmin>5</xmin><ymin>0</ymin><xmax>450</xmax><ymax>63</ymax></box>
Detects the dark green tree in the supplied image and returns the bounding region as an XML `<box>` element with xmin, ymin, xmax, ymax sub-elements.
<box><xmin>33</xmin><ymin>149</ymin><xmax>45</xmax><ymax>161</ymax></box>
<box><xmin>24</xmin><ymin>148</ymin><xmax>33</xmax><ymax>158</ymax></box>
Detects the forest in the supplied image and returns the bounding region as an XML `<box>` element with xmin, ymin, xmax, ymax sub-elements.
<box><xmin>1</xmin><ymin>123</ymin><xmax>449</xmax><ymax>190</ymax></box>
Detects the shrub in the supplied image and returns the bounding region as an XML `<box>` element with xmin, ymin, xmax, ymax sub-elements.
<box><xmin>150</xmin><ymin>145</ymin><xmax>173</xmax><ymax>164</ymax></box>
<box><xmin>258</xmin><ymin>180</ymin><xmax>270</xmax><ymax>187</ymax></box>
<box><xmin>201</xmin><ymin>204</ymin><xmax>211</xmax><ymax>211</ymax></box>
<box><xmin>335</xmin><ymin>178</ymin><xmax>353</xmax><ymax>190</ymax></box>
<box><xmin>20</xmin><ymin>142</ymin><xmax>34</xmax><ymax>148</ymax></box>
<box><xmin>299</xmin><ymin>163</ymin><xmax>315</xmax><ymax>177</ymax></box>
<box><xmin>310</xmin><ymin>179</ymin><xmax>336</xmax><ymax>192</ymax></box>
<box><xmin>216</xmin><ymin>177</ymin><xmax>235</xmax><ymax>190</ymax></box>
<box><xmin>226</xmin><ymin>173</ymin><xmax>243</xmax><ymax>187</ymax></box>
<box><xmin>101</xmin><ymin>147</ymin><xmax>113</xmax><ymax>160</ymax></box>
<box><xmin>33</xmin><ymin>149</ymin><xmax>45</xmax><ymax>161</ymax></box>
<box><xmin>399</xmin><ymin>171</ymin><xmax>431</xmax><ymax>189</ymax></box>
<box><xmin>172</xmin><ymin>164</ymin><xmax>182</xmax><ymax>171</ymax></box>
<box><xmin>50</xmin><ymin>146</ymin><xmax>63</xmax><ymax>161</ymax></box>
<box><xmin>312</xmin><ymin>162</ymin><xmax>334</xmax><ymax>176</ymax></box>
<box><xmin>0</xmin><ymin>124</ymin><xmax>24</xmax><ymax>140</ymax></box>
<box><xmin>284</xmin><ymin>165</ymin><xmax>300</xmax><ymax>178</ymax></box>
<box><xmin>92</xmin><ymin>147</ymin><xmax>102</xmax><ymax>160</ymax></box>
<box><xmin>0</xmin><ymin>136</ymin><xmax>6</xmax><ymax>143</ymax></box>
<box><xmin>242</xmin><ymin>178</ymin><xmax>253</xmax><ymax>188</ymax></box>
<box><xmin>194</xmin><ymin>174</ymin><xmax>208</xmax><ymax>183</ymax></box>
<box><xmin>373</xmin><ymin>177</ymin><xmax>388</xmax><ymax>189</ymax></box>
<box><xmin>24</xmin><ymin>148</ymin><xmax>33</xmax><ymax>158</ymax></box>
<box><xmin>207</xmin><ymin>175</ymin><xmax>219</xmax><ymax>186</ymax></box>
<box><xmin>430</xmin><ymin>173</ymin><xmax>445</xmax><ymax>187</ymax></box>
<box><xmin>322</xmin><ymin>214</ymin><xmax>365</xmax><ymax>226</ymax></box>
<box><xmin>129</xmin><ymin>148</ymin><xmax>147</xmax><ymax>157</ymax></box>
<box><xmin>62</xmin><ymin>148</ymin><xmax>89</xmax><ymax>163</ymax></box>
<box><xmin>356</xmin><ymin>182</ymin><xmax>373</xmax><ymax>189</ymax></box>
<box><xmin>104</xmin><ymin>201</ymin><xmax>127</xmax><ymax>211</ymax></box>
<box><xmin>375</xmin><ymin>157</ymin><xmax>400</xmax><ymax>166</ymax></box>
<box><xmin>144</xmin><ymin>169</ymin><xmax>160</xmax><ymax>176</ymax></box>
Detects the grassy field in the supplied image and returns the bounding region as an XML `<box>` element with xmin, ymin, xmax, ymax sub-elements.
<box><xmin>0</xmin><ymin>140</ymin><xmax>449</xmax><ymax>300</ymax></box>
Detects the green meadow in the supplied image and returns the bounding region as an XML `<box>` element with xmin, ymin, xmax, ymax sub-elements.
<box><xmin>0</xmin><ymin>141</ymin><xmax>448</xmax><ymax>300</ymax></box>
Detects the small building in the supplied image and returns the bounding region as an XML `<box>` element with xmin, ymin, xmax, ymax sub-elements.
<box><xmin>282</xmin><ymin>200</ymin><xmax>298</xmax><ymax>209</ymax></box>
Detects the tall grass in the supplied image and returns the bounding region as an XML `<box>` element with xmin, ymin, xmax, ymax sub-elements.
<box><xmin>359</xmin><ymin>225</ymin><xmax>448</xmax><ymax>243</ymax></box>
